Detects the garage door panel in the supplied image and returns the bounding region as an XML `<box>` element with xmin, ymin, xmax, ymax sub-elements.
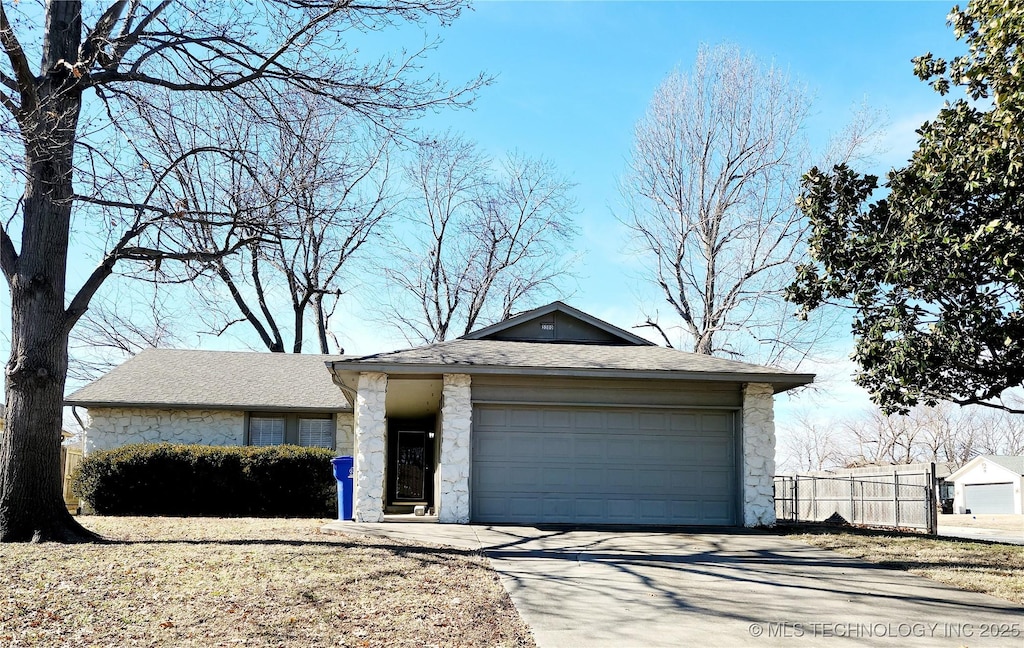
<box><xmin>669</xmin><ymin>498</ymin><xmax>700</xmax><ymax>515</ymax></box>
<box><xmin>638</xmin><ymin>412</ymin><xmax>669</xmax><ymax>430</ymax></box>
<box><xmin>671</xmin><ymin>471</ymin><xmax>701</xmax><ymax>490</ymax></box>
<box><xmin>474</xmin><ymin>434</ymin><xmax>506</xmax><ymax>459</ymax></box>
<box><xmin>965</xmin><ymin>483</ymin><xmax>1014</xmax><ymax>514</ymax></box>
<box><xmin>476</xmin><ymin>408</ymin><xmax>506</xmax><ymax>427</ymax></box>
<box><xmin>702</xmin><ymin>413</ymin><xmax>732</xmax><ymax>431</ymax></box>
<box><xmin>472</xmin><ymin>405</ymin><xmax>738</xmax><ymax>525</ymax></box>
<box><xmin>606</xmin><ymin>438</ymin><xmax>636</xmax><ymax>461</ymax></box>
<box><xmin>640</xmin><ymin>499</ymin><xmax>669</xmax><ymax>518</ymax></box>
<box><xmin>509</xmin><ymin>435</ymin><xmax>549</xmax><ymax>459</ymax></box>
<box><xmin>543</xmin><ymin>498</ymin><xmax>573</xmax><ymax>517</ymax></box>
<box><xmin>669</xmin><ymin>413</ymin><xmax>700</xmax><ymax>431</ymax></box>
<box><xmin>638</xmin><ymin>469</ymin><xmax>673</xmax><ymax>490</ymax></box>
<box><xmin>509</xmin><ymin>408</ymin><xmax>541</xmax><ymax>428</ymax></box>
<box><xmin>638</xmin><ymin>438</ymin><xmax>671</xmax><ymax>462</ymax></box>
<box><xmin>541</xmin><ymin>436</ymin><xmax>571</xmax><ymax>457</ymax></box>
<box><xmin>702</xmin><ymin>440</ymin><xmax>734</xmax><ymax>463</ymax></box>
<box><xmin>574</xmin><ymin>437</ymin><xmax>605</xmax><ymax>459</ymax></box>
<box><xmin>539</xmin><ymin>466</ymin><xmax>572</xmax><ymax>488</ymax></box>
<box><xmin>542</xmin><ymin>410</ymin><xmax>571</xmax><ymax>428</ymax></box>
<box><xmin>575</xmin><ymin>410</ymin><xmax>606</xmax><ymax>430</ymax></box>
<box><xmin>701</xmin><ymin>469</ymin><xmax>734</xmax><ymax>492</ymax></box>
<box><xmin>701</xmin><ymin>500</ymin><xmax>734</xmax><ymax>524</ymax></box>
<box><xmin>606</xmin><ymin>412</ymin><xmax>635</xmax><ymax>430</ymax></box>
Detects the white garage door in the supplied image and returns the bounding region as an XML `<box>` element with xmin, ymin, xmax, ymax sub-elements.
<box><xmin>471</xmin><ymin>405</ymin><xmax>737</xmax><ymax>525</ymax></box>
<box><xmin>964</xmin><ymin>483</ymin><xmax>1015</xmax><ymax>514</ymax></box>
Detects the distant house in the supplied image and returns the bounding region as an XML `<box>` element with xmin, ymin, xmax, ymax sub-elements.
<box><xmin>947</xmin><ymin>455</ymin><xmax>1024</xmax><ymax>515</ymax></box>
<box><xmin>67</xmin><ymin>301</ymin><xmax>813</xmax><ymax>527</ymax></box>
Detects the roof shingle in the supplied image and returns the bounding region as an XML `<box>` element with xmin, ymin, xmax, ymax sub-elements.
<box><xmin>332</xmin><ymin>339</ymin><xmax>813</xmax><ymax>389</ymax></box>
<box><xmin>66</xmin><ymin>349</ymin><xmax>351</xmax><ymax>411</ymax></box>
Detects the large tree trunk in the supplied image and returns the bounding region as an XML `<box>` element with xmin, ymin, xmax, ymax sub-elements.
<box><xmin>0</xmin><ymin>0</ymin><xmax>98</xmax><ymax>542</ymax></box>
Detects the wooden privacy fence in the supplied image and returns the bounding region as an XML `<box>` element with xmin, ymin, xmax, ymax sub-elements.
<box><xmin>774</xmin><ymin>464</ymin><xmax>938</xmax><ymax>534</ymax></box>
<box><xmin>61</xmin><ymin>446</ymin><xmax>83</xmax><ymax>514</ymax></box>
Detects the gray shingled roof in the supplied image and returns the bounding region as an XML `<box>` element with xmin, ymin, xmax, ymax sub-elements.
<box><xmin>984</xmin><ymin>455</ymin><xmax>1024</xmax><ymax>476</ymax></box>
<box><xmin>66</xmin><ymin>349</ymin><xmax>351</xmax><ymax>412</ymax></box>
<box><xmin>331</xmin><ymin>339</ymin><xmax>813</xmax><ymax>390</ymax></box>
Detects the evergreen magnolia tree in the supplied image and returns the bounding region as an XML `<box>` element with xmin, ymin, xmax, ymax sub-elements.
<box><xmin>0</xmin><ymin>0</ymin><xmax>482</xmax><ymax>542</ymax></box>
<box><xmin>787</xmin><ymin>0</ymin><xmax>1024</xmax><ymax>413</ymax></box>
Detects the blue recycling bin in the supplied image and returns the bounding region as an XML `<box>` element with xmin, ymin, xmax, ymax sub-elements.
<box><xmin>331</xmin><ymin>456</ymin><xmax>354</xmax><ymax>521</ymax></box>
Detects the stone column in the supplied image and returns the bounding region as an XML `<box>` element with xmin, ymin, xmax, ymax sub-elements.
<box><xmin>438</xmin><ymin>373</ymin><xmax>472</xmax><ymax>523</ymax></box>
<box><xmin>742</xmin><ymin>382</ymin><xmax>777</xmax><ymax>527</ymax></box>
<box><xmin>353</xmin><ymin>372</ymin><xmax>387</xmax><ymax>522</ymax></box>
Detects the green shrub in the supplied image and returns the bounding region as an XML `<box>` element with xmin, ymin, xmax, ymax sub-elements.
<box><xmin>71</xmin><ymin>443</ymin><xmax>337</xmax><ymax>517</ymax></box>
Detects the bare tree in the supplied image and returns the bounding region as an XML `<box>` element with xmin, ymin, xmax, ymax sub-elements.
<box><xmin>381</xmin><ymin>134</ymin><xmax>578</xmax><ymax>344</ymax></box>
<box><xmin>0</xmin><ymin>0</ymin><xmax>484</xmax><ymax>542</ymax></box>
<box><xmin>621</xmin><ymin>44</ymin><xmax>879</xmax><ymax>366</ymax></box>
<box><xmin>843</xmin><ymin>408</ymin><xmax>924</xmax><ymax>466</ymax></box>
<box><xmin>67</xmin><ymin>282</ymin><xmax>184</xmax><ymax>383</ymax></box>
<box><xmin>777</xmin><ymin>410</ymin><xmax>848</xmax><ymax>473</ymax></box>
<box><xmin>145</xmin><ymin>93</ymin><xmax>396</xmax><ymax>354</ymax></box>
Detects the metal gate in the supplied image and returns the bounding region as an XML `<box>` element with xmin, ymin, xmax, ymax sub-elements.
<box><xmin>774</xmin><ymin>464</ymin><xmax>938</xmax><ymax>534</ymax></box>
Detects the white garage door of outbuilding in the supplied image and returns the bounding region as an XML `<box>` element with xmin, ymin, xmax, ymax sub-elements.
<box><xmin>471</xmin><ymin>404</ymin><xmax>737</xmax><ymax>525</ymax></box>
<box><xmin>964</xmin><ymin>483</ymin><xmax>1015</xmax><ymax>514</ymax></box>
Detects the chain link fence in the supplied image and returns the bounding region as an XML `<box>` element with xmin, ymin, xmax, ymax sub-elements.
<box><xmin>775</xmin><ymin>464</ymin><xmax>938</xmax><ymax>534</ymax></box>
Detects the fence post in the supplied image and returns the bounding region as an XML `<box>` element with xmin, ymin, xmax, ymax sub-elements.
<box><xmin>811</xmin><ymin>476</ymin><xmax>818</xmax><ymax>521</ymax></box>
<box><xmin>892</xmin><ymin>469</ymin><xmax>900</xmax><ymax>527</ymax></box>
<box><xmin>859</xmin><ymin>479</ymin><xmax>865</xmax><ymax>525</ymax></box>
<box><xmin>849</xmin><ymin>475</ymin><xmax>856</xmax><ymax>524</ymax></box>
<box><xmin>927</xmin><ymin>463</ymin><xmax>938</xmax><ymax>535</ymax></box>
<box><xmin>793</xmin><ymin>477</ymin><xmax>799</xmax><ymax>522</ymax></box>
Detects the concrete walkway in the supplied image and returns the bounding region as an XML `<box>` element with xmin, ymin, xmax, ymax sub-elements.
<box><xmin>324</xmin><ymin>522</ymin><xmax>1023</xmax><ymax>647</ymax></box>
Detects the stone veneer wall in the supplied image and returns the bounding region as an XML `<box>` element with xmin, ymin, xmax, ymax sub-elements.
<box><xmin>742</xmin><ymin>382</ymin><xmax>777</xmax><ymax>526</ymax></box>
<box><xmin>353</xmin><ymin>372</ymin><xmax>387</xmax><ymax>522</ymax></box>
<box><xmin>438</xmin><ymin>373</ymin><xmax>472</xmax><ymax>523</ymax></box>
<box><xmin>83</xmin><ymin>408</ymin><xmax>245</xmax><ymax>454</ymax></box>
<box><xmin>335</xmin><ymin>412</ymin><xmax>354</xmax><ymax>456</ymax></box>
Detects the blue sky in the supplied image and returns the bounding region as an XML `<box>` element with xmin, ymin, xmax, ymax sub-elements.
<box><xmin>339</xmin><ymin>0</ymin><xmax>957</xmax><ymax>423</ymax></box>
<box><xmin>2</xmin><ymin>1</ymin><xmax>962</xmax><ymax>430</ymax></box>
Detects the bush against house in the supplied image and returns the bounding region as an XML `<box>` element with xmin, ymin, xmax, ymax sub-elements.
<box><xmin>72</xmin><ymin>444</ymin><xmax>337</xmax><ymax>517</ymax></box>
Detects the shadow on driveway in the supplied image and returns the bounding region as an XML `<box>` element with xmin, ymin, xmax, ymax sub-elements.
<box><xmin>331</xmin><ymin>522</ymin><xmax>1024</xmax><ymax>648</ymax></box>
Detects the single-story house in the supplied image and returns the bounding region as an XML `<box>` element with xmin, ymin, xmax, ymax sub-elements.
<box><xmin>67</xmin><ymin>301</ymin><xmax>813</xmax><ymax>527</ymax></box>
<box><xmin>947</xmin><ymin>455</ymin><xmax>1024</xmax><ymax>515</ymax></box>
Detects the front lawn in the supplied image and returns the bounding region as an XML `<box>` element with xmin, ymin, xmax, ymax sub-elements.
<box><xmin>787</xmin><ymin>527</ymin><xmax>1024</xmax><ymax>604</ymax></box>
<box><xmin>0</xmin><ymin>517</ymin><xmax>534</xmax><ymax>647</ymax></box>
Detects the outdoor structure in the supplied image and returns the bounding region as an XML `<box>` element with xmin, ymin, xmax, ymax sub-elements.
<box><xmin>947</xmin><ymin>455</ymin><xmax>1024</xmax><ymax>515</ymax></box>
<box><xmin>67</xmin><ymin>302</ymin><xmax>813</xmax><ymax>527</ymax></box>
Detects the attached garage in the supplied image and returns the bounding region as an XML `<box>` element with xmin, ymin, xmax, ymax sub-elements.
<box><xmin>472</xmin><ymin>404</ymin><xmax>737</xmax><ymax>525</ymax></box>
<box><xmin>329</xmin><ymin>301</ymin><xmax>814</xmax><ymax>526</ymax></box>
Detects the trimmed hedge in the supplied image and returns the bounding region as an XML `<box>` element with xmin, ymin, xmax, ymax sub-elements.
<box><xmin>71</xmin><ymin>443</ymin><xmax>337</xmax><ymax>517</ymax></box>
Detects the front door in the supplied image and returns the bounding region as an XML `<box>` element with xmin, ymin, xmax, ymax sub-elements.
<box><xmin>386</xmin><ymin>417</ymin><xmax>435</xmax><ymax>508</ymax></box>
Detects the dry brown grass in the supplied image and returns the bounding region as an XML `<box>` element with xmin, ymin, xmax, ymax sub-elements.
<box><xmin>790</xmin><ymin>529</ymin><xmax>1024</xmax><ymax>604</ymax></box>
<box><xmin>0</xmin><ymin>517</ymin><xmax>535</xmax><ymax>648</ymax></box>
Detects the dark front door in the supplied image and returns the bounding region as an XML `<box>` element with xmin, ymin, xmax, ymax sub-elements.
<box><xmin>387</xmin><ymin>418</ymin><xmax>435</xmax><ymax>507</ymax></box>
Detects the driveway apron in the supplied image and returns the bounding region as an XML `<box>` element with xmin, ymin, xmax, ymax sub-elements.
<box><xmin>329</xmin><ymin>523</ymin><xmax>1024</xmax><ymax>648</ymax></box>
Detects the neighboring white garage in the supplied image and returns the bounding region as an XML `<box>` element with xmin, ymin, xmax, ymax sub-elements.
<box><xmin>948</xmin><ymin>455</ymin><xmax>1024</xmax><ymax>515</ymax></box>
<box><xmin>472</xmin><ymin>405</ymin><xmax>737</xmax><ymax>525</ymax></box>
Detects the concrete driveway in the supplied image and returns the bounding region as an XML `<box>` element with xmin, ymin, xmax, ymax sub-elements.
<box><xmin>328</xmin><ymin>523</ymin><xmax>1023</xmax><ymax>647</ymax></box>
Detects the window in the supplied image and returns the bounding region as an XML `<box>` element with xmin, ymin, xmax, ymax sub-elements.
<box><xmin>247</xmin><ymin>413</ymin><xmax>335</xmax><ymax>450</ymax></box>
<box><xmin>299</xmin><ymin>418</ymin><xmax>334</xmax><ymax>449</ymax></box>
<box><xmin>249</xmin><ymin>416</ymin><xmax>285</xmax><ymax>446</ymax></box>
